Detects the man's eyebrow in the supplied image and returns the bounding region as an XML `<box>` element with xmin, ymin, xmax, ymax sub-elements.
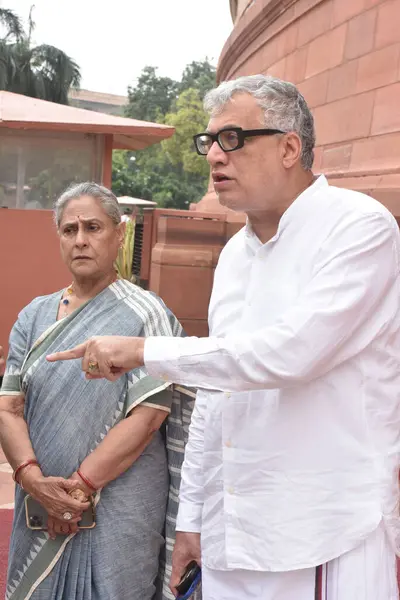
<box><xmin>205</xmin><ymin>124</ymin><xmax>240</xmax><ymax>134</ymax></box>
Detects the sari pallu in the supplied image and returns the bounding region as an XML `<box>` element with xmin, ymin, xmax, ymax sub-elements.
<box><xmin>1</xmin><ymin>279</ymin><xmax>184</xmax><ymax>600</ymax></box>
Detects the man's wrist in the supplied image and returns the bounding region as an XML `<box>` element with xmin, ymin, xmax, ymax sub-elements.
<box><xmin>176</xmin><ymin>526</ymin><xmax>202</xmax><ymax>534</ymax></box>
<box><xmin>176</xmin><ymin>502</ymin><xmax>203</xmax><ymax>533</ymax></box>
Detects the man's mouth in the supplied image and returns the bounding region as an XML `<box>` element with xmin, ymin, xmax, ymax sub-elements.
<box><xmin>212</xmin><ymin>172</ymin><xmax>232</xmax><ymax>183</ymax></box>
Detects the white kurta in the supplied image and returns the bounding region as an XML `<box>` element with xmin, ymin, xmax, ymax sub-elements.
<box><xmin>145</xmin><ymin>176</ymin><xmax>400</xmax><ymax>574</ymax></box>
<box><xmin>201</xmin><ymin>522</ymin><xmax>398</xmax><ymax>599</ymax></box>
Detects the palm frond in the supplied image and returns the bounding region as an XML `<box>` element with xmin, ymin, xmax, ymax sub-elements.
<box><xmin>30</xmin><ymin>44</ymin><xmax>81</xmax><ymax>103</ymax></box>
<box><xmin>0</xmin><ymin>8</ymin><xmax>25</xmax><ymax>42</ymax></box>
<box><xmin>0</xmin><ymin>41</ymin><xmax>14</xmax><ymax>88</ymax></box>
<box><xmin>0</xmin><ymin>9</ymin><xmax>81</xmax><ymax>105</ymax></box>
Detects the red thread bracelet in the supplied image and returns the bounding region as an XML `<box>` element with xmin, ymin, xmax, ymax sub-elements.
<box><xmin>13</xmin><ymin>459</ymin><xmax>39</xmax><ymax>484</ymax></box>
<box><xmin>77</xmin><ymin>469</ymin><xmax>97</xmax><ymax>492</ymax></box>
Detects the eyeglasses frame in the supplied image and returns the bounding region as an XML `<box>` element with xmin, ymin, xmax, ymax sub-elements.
<box><xmin>193</xmin><ymin>126</ymin><xmax>286</xmax><ymax>155</ymax></box>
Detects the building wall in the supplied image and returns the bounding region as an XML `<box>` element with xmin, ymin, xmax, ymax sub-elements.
<box><xmin>68</xmin><ymin>89</ymin><xmax>127</xmax><ymax>116</ymax></box>
<box><xmin>0</xmin><ymin>209</ymin><xmax>70</xmax><ymax>355</ymax></box>
<box><xmin>216</xmin><ymin>0</ymin><xmax>400</xmax><ymax>215</ymax></box>
<box><xmin>231</xmin><ymin>0</ymin><xmax>256</xmax><ymax>22</ymax></box>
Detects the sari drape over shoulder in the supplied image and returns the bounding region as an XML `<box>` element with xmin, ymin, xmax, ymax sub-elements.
<box><xmin>1</xmin><ymin>280</ymin><xmax>186</xmax><ymax>600</ymax></box>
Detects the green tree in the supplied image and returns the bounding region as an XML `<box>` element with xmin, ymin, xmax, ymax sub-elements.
<box><xmin>113</xmin><ymin>60</ymin><xmax>215</xmax><ymax>209</ymax></box>
<box><xmin>179</xmin><ymin>59</ymin><xmax>216</xmax><ymax>100</ymax></box>
<box><xmin>0</xmin><ymin>7</ymin><xmax>80</xmax><ymax>103</ymax></box>
<box><xmin>125</xmin><ymin>66</ymin><xmax>177</xmax><ymax>122</ymax></box>
<box><xmin>112</xmin><ymin>145</ymin><xmax>207</xmax><ymax>211</ymax></box>
<box><xmin>162</xmin><ymin>88</ymin><xmax>209</xmax><ymax>178</ymax></box>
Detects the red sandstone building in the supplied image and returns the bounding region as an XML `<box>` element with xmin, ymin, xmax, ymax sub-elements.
<box><xmin>198</xmin><ymin>0</ymin><xmax>400</xmax><ymax>215</ymax></box>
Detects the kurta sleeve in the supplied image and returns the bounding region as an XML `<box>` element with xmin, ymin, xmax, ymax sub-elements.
<box><xmin>144</xmin><ymin>211</ymin><xmax>400</xmax><ymax>392</ymax></box>
<box><xmin>175</xmin><ymin>389</ymin><xmax>206</xmax><ymax>533</ymax></box>
<box><xmin>126</xmin><ymin>294</ymin><xmax>185</xmax><ymax>414</ymax></box>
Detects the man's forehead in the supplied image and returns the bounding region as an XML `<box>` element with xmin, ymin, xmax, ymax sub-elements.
<box><xmin>207</xmin><ymin>95</ymin><xmax>264</xmax><ymax>132</ymax></box>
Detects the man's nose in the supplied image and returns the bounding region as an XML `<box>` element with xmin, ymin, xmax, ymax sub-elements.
<box><xmin>207</xmin><ymin>142</ymin><xmax>228</xmax><ymax>167</ymax></box>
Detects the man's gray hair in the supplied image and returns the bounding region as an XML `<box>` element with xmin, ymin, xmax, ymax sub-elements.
<box><xmin>204</xmin><ymin>74</ymin><xmax>316</xmax><ymax>170</ymax></box>
<box><xmin>54</xmin><ymin>182</ymin><xmax>121</xmax><ymax>228</ymax></box>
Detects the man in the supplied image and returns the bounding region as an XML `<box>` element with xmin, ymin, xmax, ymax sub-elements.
<box><xmin>48</xmin><ymin>75</ymin><xmax>400</xmax><ymax>600</ymax></box>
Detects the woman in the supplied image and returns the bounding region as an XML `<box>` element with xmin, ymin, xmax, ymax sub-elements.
<box><xmin>0</xmin><ymin>182</ymin><xmax>185</xmax><ymax>600</ymax></box>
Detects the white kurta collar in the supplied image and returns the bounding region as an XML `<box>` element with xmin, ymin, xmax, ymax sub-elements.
<box><xmin>244</xmin><ymin>174</ymin><xmax>328</xmax><ymax>250</ymax></box>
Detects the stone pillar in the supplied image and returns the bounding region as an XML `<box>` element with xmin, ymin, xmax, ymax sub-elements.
<box><xmin>192</xmin><ymin>176</ymin><xmax>220</xmax><ymax>212</ymax></box>
<box><xmin>149</xmin><ymin>211</ymin><xmax>227</xmax><ymax>336</ymax></box>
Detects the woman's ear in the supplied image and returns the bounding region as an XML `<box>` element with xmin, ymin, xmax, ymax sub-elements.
<box><xmin>117</xmin><ymin>221</ymin><xmax>126</xmax><ymax>247</ymax></box>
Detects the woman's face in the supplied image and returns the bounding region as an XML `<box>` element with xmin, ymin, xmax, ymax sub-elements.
<box><xmin>58</xmin><ymin>195</ymin><xmax>125</xmax><ymax>281</ymax></box>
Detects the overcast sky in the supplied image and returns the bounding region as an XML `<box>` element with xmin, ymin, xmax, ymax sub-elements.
<box><xmin>4</xmin><ymin>0</ymin><xmax>233</xmax><ymax>96</ymax></box>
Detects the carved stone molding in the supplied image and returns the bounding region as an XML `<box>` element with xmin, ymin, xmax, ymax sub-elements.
<box><xmin>218</xmin><ymin>0</ymin><xmax>325</xmax><ymax>82</ymax></box>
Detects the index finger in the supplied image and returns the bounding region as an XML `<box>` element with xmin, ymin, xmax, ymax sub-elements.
<box><xmin>46</xmin><ymin>342</ymin><xmax>87</xmax><ymax>362</ymax></box>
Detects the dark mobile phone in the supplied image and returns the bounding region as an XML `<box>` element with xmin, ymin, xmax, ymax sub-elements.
<box><xmin>176</xmin><ymin>561</ymin><xmax>201</xmax><ymax>600</ymax></box>
<box><xmin>25</xmin><ymin>495</ymin><xmax>96</xmax><ymax>530</ymax></box>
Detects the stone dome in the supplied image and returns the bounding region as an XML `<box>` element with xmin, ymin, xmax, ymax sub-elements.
<box><xmin>195</xmin><ymin>0</ymin><xmax>400</xmax><ymax>218</ymax></box>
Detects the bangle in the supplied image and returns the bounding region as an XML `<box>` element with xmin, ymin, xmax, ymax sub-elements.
<box><xmin>77</xmin><ymin>469</ymin><xmax>97</xmax><ymax>492</ymax></box>
<box><xmin>13</xmin><ymin>459</ymin><xmax>39</xmax><ymax>484</ymax></box>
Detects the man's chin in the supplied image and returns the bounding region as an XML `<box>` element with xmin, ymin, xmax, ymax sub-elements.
<box><xmin>217</xmin><ymin>192</ymin><xmax>246</xmax><ymax>213</ymax></box>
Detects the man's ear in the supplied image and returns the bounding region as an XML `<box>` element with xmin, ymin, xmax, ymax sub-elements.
<box><xmin>281</xmin><ymin>132</ymin><xmax>302</xmax><ymax>169</ymax></box>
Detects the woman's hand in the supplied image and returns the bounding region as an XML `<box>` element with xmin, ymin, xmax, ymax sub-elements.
<box><xmin>47</xmin><ymin>515</ymin><xmax>80</xmax><ymax>540</ymax></box>
<box><xmin>46</xmin><ymin>336</ymin><xmax>146</xmax><ymax>381</ymax></box>
<box><xmin>47</xmin><ymin>482</ymin><xmax>90</xmax><ymax>539</ymax></box>
<box><xmin>46</xmin><ymin>477</ymin><xmax>91</xmax><ymax>540</ymax></box>
<box><xmin>21</xmin><ymin>468</ymin><xmax>90</xmax><ymax>521</ymax></box>
<box><xmin>68</xmin><ymin>472</ymin><xmax>93</xmax><ymax>498</ymax></box>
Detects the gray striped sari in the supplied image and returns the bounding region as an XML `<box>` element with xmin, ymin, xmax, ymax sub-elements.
<box><xmin>1</xmin><ymin>279</ymin><xmax>193</xmax><ymax>600</ymax></box>
<box><xmin>157</xmin><ymin>385</ymin><xmax>202</xmax><ymax>600</ymax></box>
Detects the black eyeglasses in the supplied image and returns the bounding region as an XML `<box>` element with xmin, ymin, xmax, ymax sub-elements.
<box><xmin>193</xmin><ymin>126</ymin><xmax>286</xmax><ymax>155</ymax></box>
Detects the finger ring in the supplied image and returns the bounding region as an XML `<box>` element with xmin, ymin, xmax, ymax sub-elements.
<box><xmin>87</xmin><ymin>361</ymin><xmax>99</xmax><ymax>373</ymax></box>
<box><xmin>63</xmin><ymin>512</ymin><xmax>72</xmax><ymax>521</ymax></box>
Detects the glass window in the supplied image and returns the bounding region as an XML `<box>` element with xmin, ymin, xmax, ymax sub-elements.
<box><xmin>0</xmin><ymin>130</ymin><xmax>103</xmax><ymax>210</ymax></box>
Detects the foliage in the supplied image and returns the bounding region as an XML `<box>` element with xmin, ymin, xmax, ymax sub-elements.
<box><xmin>0</xmin><ymin>6</ymin><xmax>80</xmax><ymax>103</ymax></box>
<box><xmin>112</xmin><ymin>60</ymin><xmax>216</xmax><ymax>209</ymax></box>
<box><xmin>125</xmin><ymin>66</ymin><xmax>177</xmax><ymax>123</ymax></box>
<box><xmin>162</xmin><ymin>88</ymin><xmax>209</xmax><ymax>178</ymax></box>
<box><xmin>115</xmin><ymin>218</ymin><xmax>136</xmax><ymax>283</ymax></box>
<box><xmin>112</xmin><ymin>146</ymin><xmax>207</xmax><ymax>210</ymax></box>
<box><xmin>179</xmin><ymin>59</ymin><xmax>217</xmax><ymax>101</ymax></box>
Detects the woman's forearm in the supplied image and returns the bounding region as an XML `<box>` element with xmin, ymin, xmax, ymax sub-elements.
<box><xmin>0</xmin><ymin>395</ymin><xmax>38</xmax><ymax>470</ymax></box>
<box><xmin>79</xmin><ymin>404</ymin><xmax>167</xmax><ymax>489</ymax></box>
